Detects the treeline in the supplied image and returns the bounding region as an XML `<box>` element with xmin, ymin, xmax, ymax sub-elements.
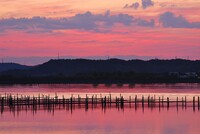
<box><xmin>1</xmin><ymin>59</ymin><xmax>200</xmax><ymax>76</ymax></box>
<box><xmin>0</xmin><ymin>72</ymin><xmax>199</xmax><ymax>84</ymax></box>
<box><xmin>0</xmin><ymin>59</ymin><xmax>200</xmax><ymax>84</ymax></box>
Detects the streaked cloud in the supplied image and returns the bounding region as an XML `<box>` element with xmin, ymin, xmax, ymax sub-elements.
<box><xmin>159</xmin><ymin>12</ymin><xmax>200</xmax><ymax>28</ymax></box>
<box><xmin>159</xmin><ymin>3</ymin><xmax>177</xmax><ymax>8</ymax></box>
<box><xmin>0</xmin><ymin>11</ymin><xmax>155</xmax><ymax>33</ymax></box>
<box><xmin>1</xmin><ymin>10</ymin><xmax>199</xmax><ymax>34</ymax></box>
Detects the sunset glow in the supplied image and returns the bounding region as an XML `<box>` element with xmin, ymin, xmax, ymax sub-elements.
<box><xmin>0</xmin><ymin>0</ymin><xmax>199</xmax><ymax>64</ymax></box>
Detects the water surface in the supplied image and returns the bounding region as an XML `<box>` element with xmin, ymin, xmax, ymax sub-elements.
<box><xmin>0</xmin><ymin>84</ymin><xmax>200</xmax><ymax>134</ymax></box>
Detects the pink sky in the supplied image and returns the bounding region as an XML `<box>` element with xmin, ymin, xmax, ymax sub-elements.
<box><xmin>0</xmin><ymin>0</ymin><xmax>199</xmax><ymax>64</ymax></box>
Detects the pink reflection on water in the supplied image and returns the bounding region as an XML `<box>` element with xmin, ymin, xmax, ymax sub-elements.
<box><xmin>0</xmin><ymin>84</ymin><xmax>200</xmax><ymax>134</ymax></box>
<box><xmin>0</xmin><ymin>83</ymin><xmax>200</xmax><ymax>93</ymax></box>
<box><xmin>0</xmin><ymin>106</ymin><xmax>199</xmax><ymax>134</ymax></box>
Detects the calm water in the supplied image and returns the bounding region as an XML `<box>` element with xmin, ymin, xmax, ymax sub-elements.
<box><xmin>0</xmin><ymin>84</ymin><xmax>200</xmax><ymax>134</ymax></box>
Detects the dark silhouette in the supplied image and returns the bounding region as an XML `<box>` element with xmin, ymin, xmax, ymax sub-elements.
<box><xmin>0</xmin><ymin>58</ymin><xmax>199</xmax><ymax>84</ymax></box>
<box><xmin>0</xmin><ymin>63</ymin><xmax>30</xmax><ymax>72</ymax></box>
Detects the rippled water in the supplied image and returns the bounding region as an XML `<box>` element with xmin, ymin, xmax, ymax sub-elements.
<box><xmin>0</xmin><ymin>84</ymin><xmax>200</xmax><ymax>134</ymax></box>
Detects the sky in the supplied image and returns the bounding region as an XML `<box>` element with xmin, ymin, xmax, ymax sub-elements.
<box><xmin>0</xmin><ymin>0</ymin><xmax>199</xmax><ymax>65</ymax></box>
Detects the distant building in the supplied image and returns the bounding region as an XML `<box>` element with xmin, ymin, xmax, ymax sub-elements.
<box><xmin>168</xmin><ymin>72</ymin><xmax>199</xmax><ymax>79</ymax></box>
<box><xmin>179</xmin><ymin>72</ymin><xmax>198</xmax><ymax>79</ymax></box>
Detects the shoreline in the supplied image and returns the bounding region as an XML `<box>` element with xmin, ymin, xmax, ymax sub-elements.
<box><xmin>0</xmin><ymin>78</ymin><xmax>199</xmax><ymax>85</ymax></box>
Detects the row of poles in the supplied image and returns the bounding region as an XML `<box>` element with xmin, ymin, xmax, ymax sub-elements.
<box><xmin>0</xmin><ymin>93</ymin><xmax>200</xmax><ymax>114</ymax></box>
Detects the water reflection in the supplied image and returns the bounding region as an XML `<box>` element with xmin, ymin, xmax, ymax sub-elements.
<box><xmin>1</xmin><ymin>101</ymin><xmax>199</xmax><ymax>117</ymax></box>
<box><xmin>0</xmin><ymin>84</ymin><xmax>200</xmax><ymax>134</ymax></box>
<box><xmin>1</xmin><ymin>83</ymin><xmax>200</xmax><ymax>94</ymax></box>
<box><xmin>0</xmin><ymin>104</ymin><xmax>200</xmax><ymax>134</ymax></box>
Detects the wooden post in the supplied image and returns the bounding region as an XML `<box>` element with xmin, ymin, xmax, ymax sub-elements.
<box><xmin>109</xmin><ymin>93</ymin><xmax>111</xmax><ymax>106</ymax></box>
<box><xmin>148</xmin><ymin>96</ymin><xmax>150</xmax><ymax>107</ymax></box>
<box><xmin>20</xmin><ymin>95</ymin><xmax>24</xmax><ymax>106</ymax></box>
<box><xmin>104</xmin><ymin>96</ymin><xmax>106</xmax><ymax>107</ymax></box>
<box><xmin>38</xmin><ymin>94</ymin><xmax>40</xmax><ymax>106</ymax></box>
<box><xmin>135</xmin><ymin>95</ymin><xmax>137</xmax><ymax>108</ymax></box>
<box><xmin>62</xmin><ymin>95</ymin><xmax>65</xmax><ymax>104</ymax></box>
<box><xmin>120</xmin><ymin>96</ymin><xmax>124</xmax><ymax>108</ymax></box>
<box><xmin>176</xmin><ymin>97</ymin><xmax>178</xmax><ymax>111</ymax></box>
<box><xmin>142</xmin><ymin>96</ymin><xmax>144</xmax><ymax>108</ymax></box>
<box><xmin>101</xmin><ymin>97</ymin><xmax>104</xmax><ymax>108</ymax></box>
<box><xmin>55</xmin><ymin>93</ymin><xmax>58</xmax><ymax>105</ymax></box>
<box><xmin>167</xmin><ymin>97</ymin><xmax>169</xmax><ymax>109</ymax></box>
<box><xmin>28</xmin><ymin>96</ymin><xmax>30</xmax><ymax>107</ymax></box>
<box><xmin>32</xmin><ymin>96</ymin><xmax>34</xmax><ymax>106</ymax></box>
<box><xmin>159</xmin><ymin>97</ymin><xmax>160</xmax><ymax>110</ymax></box>
<box><xmin>151</xmin><ymin>97</ymin><xmax>154</xmax><ymax>108</ymax></box>
<box><xmin>36</xmin><ymin>95</ymin><xmax>38</xmax><ymax>106</ymax></box>
<box><xmin>70</xmin><ymin>96</ymin><xmax>73</xmax><ymax>109</ymax></box>
<box><xmin>17</xmin><ymin>94</ymin><xmax>19</xmax><ymax>106</ymax></box>
<box><xmin>162</xmin><ymin>96</ymin><xmax>164</xmax><ymax>107</ymax></box>
<box><xmin>62</xmin><ymin>95</ymin><xmax>65</xmax><ymax>108</ymax></box>
<box><xmin>115</xmin><ymin>97</ymin><xmax>118</xmax><ymax>107</ymax></box>
<box><xmin>1</xmin><ymin>97</ymin><xmax>4</xmax><ymax>107</ymax></box>
<box><xmin>85</xmin><ymin>95</ymin><xmax>88</xmax><ymax>110</ymax></box>
<box><xmin>47</xmin><ymin>95</ymin><xmax>50</xmax><ymax>107</ymax></box>
<box><xmin>198</xmin><ymin>96</ymin><xmax>200</xmax><ymax>110</ymax></box>
<box><xmin>9</xmin><ymin>95</ymin><xmax>12</xmax><ymax>107</ymax></box>
<box><xmin>193</xmin><ymin>96</ymin><xmax>195</xmax><ymax>111</ymax></box>
<box><xmin>182</xmin><ymin>97</ymin><xmax>184</xmax><ymax>109</ymax></box>
<box><xmin>92</xmin><ymin>95</ymin><xmax>94</xmax><ymax>106</ymax></box>
<box><xmin>185</xmin><ymin>96</ymin><xmax>187</xmax><ymax>109</ymax></box>
<box><xmin>78</xmin><ymin>95</ymin><xmax>81</xmax><ymax>106</ymax></box>
<box><xmin>95</xmin><ymin>95</ymin><xmax>97</xmax><ymax>106</ymax></box>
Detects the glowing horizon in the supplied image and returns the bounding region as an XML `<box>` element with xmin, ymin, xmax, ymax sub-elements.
<box><xmin>0</xmin><ymin>0</ymin><xmax>199</xmax><ymax>64</ymax></box>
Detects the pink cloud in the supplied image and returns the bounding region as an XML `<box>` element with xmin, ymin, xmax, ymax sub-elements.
<box><xmin>0</xmin><ymin>27</ymin><xmax>199</xmax><ymax>60</ymax></box>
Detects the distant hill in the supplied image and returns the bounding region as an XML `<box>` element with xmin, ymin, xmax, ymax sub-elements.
<box><xmin>0</xmin><ymin>63</ymin><xmax>30</xmax><ymax>72</ymax></box>
<box><xmin>1</xmin><ymin>59</ymin><xmax>200</xmax><ymax>76</ymax></box>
